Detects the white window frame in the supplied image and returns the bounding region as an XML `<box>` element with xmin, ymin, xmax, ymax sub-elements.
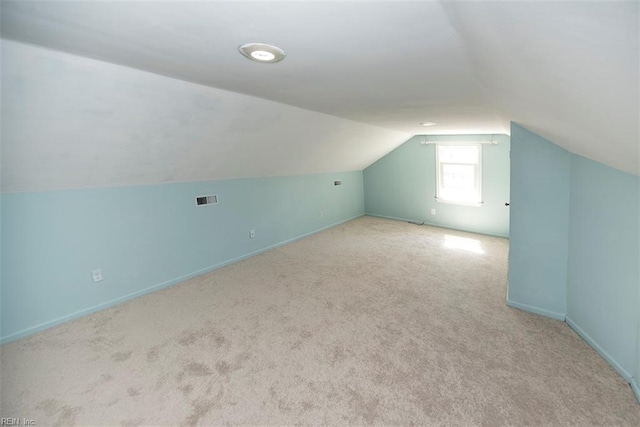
<box><xmin>435</xmin><ymin>143</ymin><xmax>483</xmax><ymax>207</ymax></box>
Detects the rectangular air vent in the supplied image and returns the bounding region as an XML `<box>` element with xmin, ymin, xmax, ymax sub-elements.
<box><xmin>334</xmin><ymin>180</ymin><xmax>342</xmax><ymax>186</ymax></box>
<box><xmin>195</xmin><ymin>195</ymin><xmax>218</xmax><ymax>206</ymax></box>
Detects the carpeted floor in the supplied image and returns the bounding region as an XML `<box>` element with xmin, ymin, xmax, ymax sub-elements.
<box><xmin>1</xmin><ymin>216</ymin><xmax>639</xmax><ymax>425</ymax></box>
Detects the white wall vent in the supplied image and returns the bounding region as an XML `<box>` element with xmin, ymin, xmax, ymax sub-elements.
<box><xmin>195</xmin><ymin>195</ymin><xmax>218</xmax><ymax>206</ymax></box>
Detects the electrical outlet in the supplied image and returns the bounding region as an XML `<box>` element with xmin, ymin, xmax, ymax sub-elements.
<box><xmin>249</xmin><ymin>229</ymin><xmax>255</xmax><ymax>239</ymax></box>
<box><xmin>430</xmin><ymin>208</ymin><xmax>436</xmax><ymax>215</ymax></box>
<box><xmin>92</xmin><ymin>269</ymin><xmax>103</xmax><ymax>283</ymax></box>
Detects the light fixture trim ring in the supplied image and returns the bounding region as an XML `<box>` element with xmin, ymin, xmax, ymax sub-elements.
<box><xmin>239</xmin><ymin>42</ymin><xmax>286</xmax><ymax>63</ymax></box>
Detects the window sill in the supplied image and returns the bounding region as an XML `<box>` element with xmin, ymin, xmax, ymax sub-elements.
<box><xmin>436</xmin><ymin>198</ymin><xmax>484</xmax><ymax>207</ymax></box>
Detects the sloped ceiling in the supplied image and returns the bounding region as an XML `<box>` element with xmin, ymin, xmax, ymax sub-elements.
<box><xmin>1</xmin><ymin>41</ymin><xmax>409</xmax><ymax>192</ymax></box>
<box><xmin>441</xmin><ymin>1</ymin><xmax>639</xmax><ymax>176</ymax></box>
<box><xmin>1</xmin><ymin>0</ymin><xmax>638</xmax><ymax>188</ymax></box>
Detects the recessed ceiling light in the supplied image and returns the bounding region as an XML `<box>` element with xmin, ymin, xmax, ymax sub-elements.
<box><xmin>420</xmin><ymin>122</ymin><xmax>436</xmax><ymax>127</ymax></box>
<box><xmin>238</xmin><ymin>43</ymin><xmax>286</xmax><ymax>63</ymax></box>
<box><xmin>251</xmin><ymin>50</ymin><xmax>275</xmax><ymax>61</ymax></box>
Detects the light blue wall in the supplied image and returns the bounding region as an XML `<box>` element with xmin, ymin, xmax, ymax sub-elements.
<box><xmin>1</xmin><ymin>171</ymin><xmax>364</xmax><ymax>343</ymax></box>
<box><xmin>507</xmin><ymin>124</ymin><xmax>570</xmax><ymax>319</ymax></box>
<box><xmin>566</xmin><ymin>156</ymin><xmax>639</xmax><ymax>380</ymax></box>
<box><xmin>0</xmin><ymin>194</ymin><xmax>3</xmax><ymax>338</ymax></box>
<box><xmin>638</xmin><ymin>265</ymin><xmax>640</xmax><ymax>394</ymax></box>
<box><xmin>508</xmin><ymin>122</ymin><xmax>640</xmax><ymax>394</ymax></box>
<box><xmin>637</xmin><ymin>291</ymin><xmax>640</xmax><ymax>398</ymax></box>
<box><xmin>363</xmin><ymin>134</ymin><xmax>510</xmax><ymax>237</ymax></box>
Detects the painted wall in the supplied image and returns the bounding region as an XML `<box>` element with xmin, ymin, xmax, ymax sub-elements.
<box><xmin>363</xmin><ymin>134</ymin><xmax>510</xmax><ymax>237</ymax></box>
<box><xmin>1</xmin><ymin>40</ymin><xmax>408</xmax><ymax>193</ymax></box>
<box><xmin>1</xmin><ymin>172</ymin><xmax>364</xmax><ymax>343</ymax></box>
<box><xmin>637</xmin><ymin>288</ymin><xmax>640</xmax><ymax>397</ymax></box>
<box><xmin>0</xmin><ymin>39</ymin><xmax>395</xmax><ymax>344</ymax></box>
<box><xmin>508</xmin><ymin>122</ymin><xmax>640</xmax><ymax>394</ymax></box>
<box><xmin>0</xmin><ymin>194</ymin><xmax>2</xmax><ymax>339</ymax></box>
<box><xmin>507</xmin><ymin>124</ymin><xmax>570</xmax><ymax>319</ymax></box>
<box><xmin>566</xmin><ymin>156</ymin><xmax>639</xmax><ymax>380</ymax></box>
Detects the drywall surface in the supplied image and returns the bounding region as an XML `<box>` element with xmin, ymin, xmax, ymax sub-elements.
<box><xmin>508</xmin><ymin>122</ymin><xmax>640</xmax><ymax>395</ymax></box>
<box><xmin>1</xmin><ymin>171</ymin><xmax>364</xmax><ymax>343</ymax></box>
<box><xmin>638</xmin><ymin>260</ymin><xmax>640</xmax><ymax>394</ymax></box>
<box><xmin>441</xmin><ymin>1</ymin><xmax>639</xmax><ymax>176</ymax></box>
<box><xmin>507</xmin><ymin>123</ymin><xmax>570</xmax><ymax>319</ymax></box>
<box><xmin>3</xmin><ymin>1</ymin><xmax>638</xmax><ymax>175</ymax></box>
<box><xmin>0</xmin><ymin>193</ymin><xmax>2</xmax><ymax>338</ymax></box>
<box><xmin>636</xmin><ymin>301</ymin><xmax>640</xmax><ymax>400</ymax></box>
<box><xmin>363</xmin><ymin>134</ymin><xmax>510</xmax><ymax>237</ymax></box>
<box><xmin>566</xmin><ymin>156</ymin><xmax>639</xmax><ymax>379</ymax></box>
<box><xmin>1</xmin><ymin>40</ymin><xmax>408</xmax><ymax>193</ymax></box>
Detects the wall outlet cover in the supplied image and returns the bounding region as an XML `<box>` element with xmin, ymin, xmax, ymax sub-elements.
<box><xmin>92</xmin><ymin>269</ymin><xmax>103</xmax><ymax>283</ymax></box>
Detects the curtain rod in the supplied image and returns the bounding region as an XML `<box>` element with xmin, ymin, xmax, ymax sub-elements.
<box><xmin>420</xmin><ymin>140</ymin><xmax>498</xmax><ymax>145</ymax></box>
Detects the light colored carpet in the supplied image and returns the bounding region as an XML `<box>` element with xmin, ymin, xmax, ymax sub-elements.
<box><xmin>1</xmin><ymin>216</ymin><xmax>639</xmax><ymax>426</ymax></box>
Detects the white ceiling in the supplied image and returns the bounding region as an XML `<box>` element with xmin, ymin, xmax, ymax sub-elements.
<box><xmin>1</xmin><ymin>0</ymin><xmax>638</xmax><ymax>175</ymax></box>
<box><xmin>2</xmin><ymin>40</ymin><xmax>409</xmax><ymax>192</ymax></box>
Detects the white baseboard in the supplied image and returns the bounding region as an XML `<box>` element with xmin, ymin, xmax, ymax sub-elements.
<box><xmin>565</xmin><ymin>316</ymin><xmax>633</xmax><ymax>382</ymax></box>
<box><xmin>0</xmin><ymin>214</ymin><xmax>363</xmax><ymax>345</ymax></box>
<box><xmin>506</xmin><ymin>299</ymin><xmax>566</xmax><ymax>321</ymax></box>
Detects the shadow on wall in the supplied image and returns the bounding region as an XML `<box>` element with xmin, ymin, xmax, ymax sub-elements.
<box><xmin>507</xmin><ymin>122</ymin><xmax>640</xmax><ymax>404</ymax></box>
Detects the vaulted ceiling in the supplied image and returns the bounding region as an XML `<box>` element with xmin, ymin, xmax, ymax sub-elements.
<box><xmin>1</xmin><ymin>1</ymin><xmax>638</xmax><ymax>182</ymax></box>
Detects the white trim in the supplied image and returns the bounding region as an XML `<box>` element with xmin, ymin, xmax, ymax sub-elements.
<box><xmin>436</xmin><ymin>198</ymin><xmax>483</xmax><ymax>207</ymax></box>
<box><xmin>435</xmin><ymin>143</ymin><xmax>483</xmax><ymax>206</ymax></box>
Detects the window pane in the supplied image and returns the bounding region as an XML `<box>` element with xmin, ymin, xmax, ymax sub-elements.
<box><xmin>436</xmin><ymin>144</ymin><xmax>482</xmax><ymax>204</ymax></box>
<box><xmin>442</xmin><ymin>164</ymin><xmax>475</xmax><ymax>190</ymax></box>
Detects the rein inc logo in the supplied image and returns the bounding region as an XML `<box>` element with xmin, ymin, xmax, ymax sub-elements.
<box><xmin>1</xmin><ymin>419</ymin><xmax>35</xmax><ymax>426</ymax></box>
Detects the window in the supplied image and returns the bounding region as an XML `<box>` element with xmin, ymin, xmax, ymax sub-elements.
<box><xmin>436</xmin><ymin>144</ymin><xmax>482</xmax><ymax>206</ymax></box>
